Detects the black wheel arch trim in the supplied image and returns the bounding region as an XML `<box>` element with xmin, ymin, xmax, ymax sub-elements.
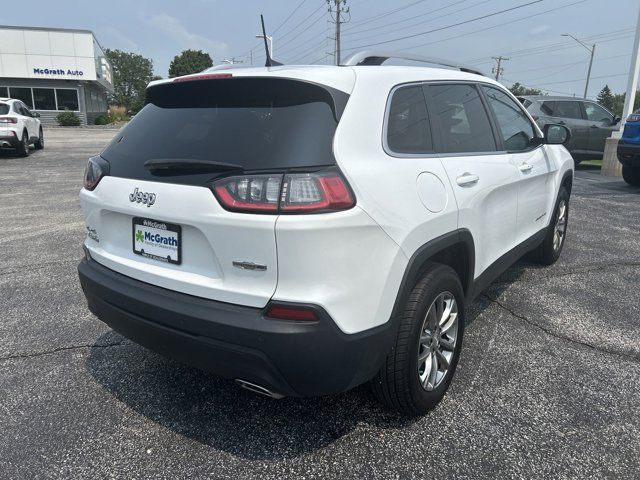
<box><xmin>390</xmin><ymin>229</ymin><xmax>476</xmax><ymax>325</ymax></box>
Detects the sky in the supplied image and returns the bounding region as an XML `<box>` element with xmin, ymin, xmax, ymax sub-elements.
<box><xmin>6</xmin><ymin>0</ymin><xmax>640</xmax><ymax>99</ymax></box>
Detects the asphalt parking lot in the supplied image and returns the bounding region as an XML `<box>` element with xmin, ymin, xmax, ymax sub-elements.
<box><xmin>1</xmin><ymin>128</ymin><xmax>639</xmax><ymax>479</ymax></box>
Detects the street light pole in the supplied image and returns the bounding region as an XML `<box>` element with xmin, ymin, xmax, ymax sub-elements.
<box><xmin>561</xmin><ymin>33</ymin><xmax>596</xmax><ymax>98</ymax></box>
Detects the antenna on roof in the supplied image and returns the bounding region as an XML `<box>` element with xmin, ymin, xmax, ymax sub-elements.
<box><xmin>260</xmin><ymin>14</ymin><xmax>282</xmax><ymax>67</ymax></box>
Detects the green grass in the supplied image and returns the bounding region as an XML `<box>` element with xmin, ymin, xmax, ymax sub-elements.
<box><xmin>580</xmin><ymin>159</ymin><xmax>602</xmax><ymax>168</ymax></box>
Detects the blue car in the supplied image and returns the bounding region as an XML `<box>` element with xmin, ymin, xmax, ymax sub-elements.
<box><xmin>618</xmin><ymin>109</ymin><xmax>640</xmax><ymax>185</ymax></box>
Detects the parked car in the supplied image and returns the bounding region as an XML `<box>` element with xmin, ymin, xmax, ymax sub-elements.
<box><xmin>77</xmin><ymin>53</ymin><xmax>574</xmax><ymax>415</ymax></box>
<box><xmin>519</xmin><ymin>95</ymin><xmax>619</xmax><ymax>164</ymax></box>
<box><xmin>617</xmin><ymin>109</ymin><xmax>640</xmax><ymax>186</ymax></box>
<box><xmin>0</xmin><ymin>98</ymin><xmax>44</xmax><ymax>156</ymax></box>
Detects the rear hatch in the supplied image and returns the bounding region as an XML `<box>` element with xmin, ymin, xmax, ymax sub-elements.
<box><xmin>81</xmin><ymin>75</ymin><xmax>349</xmax><ymax>307</ymax></box>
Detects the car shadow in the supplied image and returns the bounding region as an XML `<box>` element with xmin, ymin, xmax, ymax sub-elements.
<box><xmin>0</xmin><ymin>147</ymin><xmax>30</xmax><ymax>158</ymax></box>
<box><xmin>85</xmin><ymin>262</ymin><xmax>528</xmax><ymax>460</ymax></box>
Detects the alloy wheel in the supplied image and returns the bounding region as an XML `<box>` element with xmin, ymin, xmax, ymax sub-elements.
<box><xmin>417</xmin><ymin>291</ymin><xmax>458</xmax><ymax>391</ymax></box>
<box><xmin>553</xmin><ymin>199</ymin><xmax>567</xmax><ymax>252</ymax></box>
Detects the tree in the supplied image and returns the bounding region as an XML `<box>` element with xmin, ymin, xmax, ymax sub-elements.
<box><xmin>508</xmin><ymin>82</ymin><xmax>543</xmax><ymax>96</ymax></box>
<box><xmin>168</xmin><ymin>50</ymin><xmax>213</xmax><ymax>78</ymax></box>
<box><xmin>105</xmin><ymin>49</ymin><xmax>154</xmax><ymax>114</ymax></box>
<box><xmin>597</xmin><ymin>85</ymin><xmax>614</xmax><ymax>112</ymax></box>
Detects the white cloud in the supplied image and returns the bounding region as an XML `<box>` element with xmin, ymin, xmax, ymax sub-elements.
<box><xmin>147</xmin><ymin>13</ymin><xmax>227</xmax><ymax>59</ymax></box>
<box><xmin>98</xmin><ymin>27</ymin><xmax>139</xmax><ymax>52</ymax></box>
<box><xmin>529</xmin><ymin>25</ymin><xmax>550</xmax><ymax>36</ymax></box>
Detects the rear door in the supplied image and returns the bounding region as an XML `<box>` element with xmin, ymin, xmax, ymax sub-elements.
<box><xmin>480</xmin><ymin>85</ymin><xmax>555</xmax><ymax>244</ymax></box>
<box><xmin>427</xmin><ymin>83</ymin><xmax>519</xmax><ymax>277</ymax></box>
<box><xmin>551</xmin><ymin>100</ymin><xmax>591</xmax><ymax>155</ymax></box>
<box><xmin>82</xmin><ymin>76</ymin><xmax>348</xmax><ymax>307</ymax></box>
<box><xmin>583</xmin><ymin>101</ymin><xmax>616</xmax><ymax>155</ymax></box>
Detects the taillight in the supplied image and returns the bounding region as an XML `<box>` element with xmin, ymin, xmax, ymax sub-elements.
<box><xmin>265</xmin><ymin>304</ymin><xmax>319</xmax><ymax>322</ymax></box>
<box><xmin>627</xmin><ymin>113</ymin><xmax>640</xmax><ymax>123</ymax></box>
<box><xmin>212</xmin><ymin>169</ymin><xmax>355</xmax><ymax>214</ymax></box>
<box><xmin>83</xmin><ymin>156</ymin><xmax>110</xmax><ymax>191</ymax></box>
<box><xmin>0</xmin><ymin>117</ymin><xmax>17</xmax><ymax>124</ymax></box>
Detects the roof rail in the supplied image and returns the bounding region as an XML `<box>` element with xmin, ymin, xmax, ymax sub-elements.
<box><xmin>341</xmin><ymin>51</ymin><xmax>485</xmax><ymax>77</ymax></box>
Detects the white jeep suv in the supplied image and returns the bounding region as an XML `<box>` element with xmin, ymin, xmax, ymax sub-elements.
<box><xmin>78</xmin><ymin>53</ymin><xmax>573</xmax><ymax>415</ymax></box>
<box><xmin>0</xmin><ymin>98</ymin><xmax>44</xmax><ymax>156</ymax></box>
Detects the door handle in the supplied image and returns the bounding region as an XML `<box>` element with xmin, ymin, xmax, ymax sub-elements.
<box><xmin>456</xmin><ymin>173</ymin><xmax>479</xmax><ymax>187</ymax></box>
<box><xmin>519</xmin><ymin>163</ymin><xmax>533</xmax><ymax>173</ymax></box>
<box><xmin>558</xmin><ymin>120</ymin><xmax>566</xmax><ymax>125</ymax></box>
<box><xmin>590</xmin><ymin>124</ymin><xmax>599</xmax><ymax>128</ymax></box>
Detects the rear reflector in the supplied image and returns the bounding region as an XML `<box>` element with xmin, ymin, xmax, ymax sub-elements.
<box><xmin>173</xmin><ymin>73</ymin><xmax>233</xmax><ymax>83</ymax></box>
<box><xmin>212</xmin><ymin>169</ymin><xmax>355</xmax><ymax>214</ymax></box>
<box><xmin>265</xmin><ymin>304</ymin><xmax>318</xmax><ymax>322</ymax></box>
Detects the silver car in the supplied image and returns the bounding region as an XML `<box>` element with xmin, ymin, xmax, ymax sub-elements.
<box><xmin>519</xmin><ymin>95</ymin><xmax>620</xmax><ymax>163</ymax></box>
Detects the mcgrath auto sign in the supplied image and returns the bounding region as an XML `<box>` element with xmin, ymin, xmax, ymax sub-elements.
<box><xmin>33</xmin><ymin>68</ymin><xmax>84</xmax><ymax>76</ymax></box>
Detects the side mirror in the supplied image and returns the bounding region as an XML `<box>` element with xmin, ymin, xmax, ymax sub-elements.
<box><xmin>543</xmin><ymin>124</ymin><xmax>571</xmax><ymax>145</ymax></box>
<box><xmin>613</xmin><ymin>115</ymin><xmax>621</xmax><ymax>125</ymax></box>
<box><xmin>33</xmin><ymin>112</ymin><xmax>41</xmax><ymax>118</ymax></box>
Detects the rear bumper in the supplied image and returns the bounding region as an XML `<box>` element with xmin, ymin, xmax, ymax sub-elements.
<box><xmin>617</xmin><ymin>142</ymin><xmax>640</xmax><ymax>167</ymax></box>
<box><xmin>78</xmin><ymin>257</ymin><xmax>394</xmax><ymax>397</ymax></box>
<box><xmin>0</xmin><ymin>134</ymin><xmax>18</xmax><ymax>147</ymax></box>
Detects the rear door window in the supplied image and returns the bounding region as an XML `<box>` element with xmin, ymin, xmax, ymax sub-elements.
<box><xmin>386</xmin><ymin>84</ymin><xmax>432</xmax><ymax>154</ymax></box>
<box><xmin>102</xmin><ymin>77</ymin><xmax>349</xmax><ymax>184</ymax></box>
<box><xmin>554</xmin><ymin>101</ymin><xmax>583</xmax><ymax>119</ymax></box>
<box><xmin>481</xmin><ymin>86</ymin><xmax>536</xmax><ymax>151</ymax></box>
<box><xmin>427</xmin><ymin>83</ymin><xmax>496</xmax><ymax>154</ymax></box>
<box><xmin>0</xmin><ymin>104</ymin><xmax>8</xmax><ymax>115</ymax></box>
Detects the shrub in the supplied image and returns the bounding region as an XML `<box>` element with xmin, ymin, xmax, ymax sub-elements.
<box><xmin>94</xmin><ymin>115</ymin><xmax>109</xmax><ymax>125</ymax></box>
<box><xmin>56</xmin><ymin>110</ymin><xmax>81</xmax><ymax>126</ymax></box>
<box><xmin>107</xmin><ymin>105</ymin><xmax>129</xmax><ymax>123</ymax></box>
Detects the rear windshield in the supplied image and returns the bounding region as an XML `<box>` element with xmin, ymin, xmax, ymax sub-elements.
<box><xmin>0</xmin><ymin>104</ymin><xmax>9</xmax><ymax>115</ymax></box>
<box><xmin>102</xmin><ymin>77</ymin><xmax>349</xmax><ymax>184</ymax></box>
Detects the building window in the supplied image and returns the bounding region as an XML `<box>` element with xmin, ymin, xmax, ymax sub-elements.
<box><xmin>9</xmin><ymin>87</ymin><xmax>33</xmax><ymax>109</ymax></box>
<box><xmin>0</xmin><ymin>86</ymin><xmax>8</xmax><ymax>97</ymax></box>
<box><xmin>33</xmin><ymin>88</ymin><xmax>57</xmax><ymax>110</ymax></box>
<box><xmin>56</xmin><ymin>89</ymin><xmax>79</xmax><ymax>111</ymax></box>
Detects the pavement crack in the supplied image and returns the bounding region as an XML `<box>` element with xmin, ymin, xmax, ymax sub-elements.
<box><xmin>493</xmin><ymin>261</ymin><xmax>640</xmax><ymax>285</ymax></box>
<box><xmin>482</xmin><ymin>293</ymin><xmax>640</xmax><ymax>363</ymax></box>
<box><xmin>0</xmin><ymin>341</ymin><xmax>126</xmax><ymax>362</ymax></box>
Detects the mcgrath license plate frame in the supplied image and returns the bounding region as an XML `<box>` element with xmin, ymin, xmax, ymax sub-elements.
<box><xmin>132</xmin><ymin>217</ymin><xmax>182</xmax><ymax>265</ymax></box>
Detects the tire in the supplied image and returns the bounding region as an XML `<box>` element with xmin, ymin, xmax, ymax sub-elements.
<box><xmin>16</xmin><ymin>131</ymin><xmax>29</xmax><ymax>157</ymax></box>
<box><xmin>371</xmin><ymin>263</ymin><xmax>465</xmax><ymax>415</ymax></box>
<box><xmin>622</xmin><ymin>165</ymin><xmax>640</xmax><ymax>186</ymax></box>
<box><xmin>531</xmin><ymin>187</ymin><xmax>569</xmax><ymax>265</ymax></box>
<box><xmin>34</xmin><ymin>127</ymin><xmax>44</xmax><ymax>150</ymax></box>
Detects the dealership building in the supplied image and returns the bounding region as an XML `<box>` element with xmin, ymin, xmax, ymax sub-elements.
<box><xmin>0</xmin><ymin>25</ymin><xmax>113</xmax><ymax>125</ymax></box>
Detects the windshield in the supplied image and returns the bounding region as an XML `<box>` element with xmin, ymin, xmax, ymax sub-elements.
<box><xmin>101</xmin><ymin>77</ymin><xmax>349</xmax><ymax>185</ymax></box>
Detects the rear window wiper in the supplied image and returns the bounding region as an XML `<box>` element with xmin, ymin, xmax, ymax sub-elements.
<box><xmin>144</xmin><ymin>159</ymin><xmax>244</xmax><ymax>175</ymax></box>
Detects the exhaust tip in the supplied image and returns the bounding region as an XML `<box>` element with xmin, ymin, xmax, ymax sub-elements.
<box><xmin>235</xmin><ymin>379</ymin><xmax>284</xmax><ymax>399</ymax></box>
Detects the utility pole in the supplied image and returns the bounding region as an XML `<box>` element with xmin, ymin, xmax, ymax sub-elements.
<box><xmin>491</xmin><ymin>56</ymin><xmax>509</xmax><ymax>81</ymax></box>
<box><xmin>561</xmin><ymin>33</ymin><xmax>596</xmax><ymax>98</ymax></box>
<box><xmin>221</xmin><ymin>57</ymin><xmax>244</xmax><ymax>65</ymax></box>
<box><xmin>255</xmin><ymin>33</ymin><xmax>274</xmax><ymax>58</ymax></box>
<box><xmin>328</xmin><ymin>0</ymin><xmax>350</xmax><ymax>65</ymax></box>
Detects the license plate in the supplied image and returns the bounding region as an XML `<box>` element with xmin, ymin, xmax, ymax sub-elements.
<box><xmin>132</xmin><ymin>217</ymin><xmax>181</xmax><ymax>265</ymax></box>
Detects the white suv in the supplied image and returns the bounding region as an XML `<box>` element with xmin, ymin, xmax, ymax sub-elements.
<box><xmin>78</xmin><ymin>53</ymin><xmax>573</xmax><ymax>415</ymax></box>
<box><xmin>0</xmin><ymin>98</ymin><xmax>44</xmax><ymax>156</ymax></box>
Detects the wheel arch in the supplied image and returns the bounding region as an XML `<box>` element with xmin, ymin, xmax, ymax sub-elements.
<box><xmin>390</xmin><ymin>229</ymin><xmax>475</xmax><ymax>323</ymax></box>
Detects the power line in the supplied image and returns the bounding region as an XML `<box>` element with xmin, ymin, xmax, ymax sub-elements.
<box><xmin>342</xmin><ymin>0</ymin><xmax>473</xmax><ymax>38</ymax></box>
<box><xmin>342</xmin><ymin>0</ymin><xmax>544</xmax><ymax>52</ymax></box>
<box><xmin>396</xmin><ymin>0</ymin><xmax>585</xmax><ymax>53</ymax></box>
<box><xmin>272</xmin><ymin>0</ymin><xmax>308</xmax><ymax>34</ymax></box>
<box><xmin>342</xmin><ymin>0</ymin><xmax>427</xmax><ymax>32</ymax></box>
